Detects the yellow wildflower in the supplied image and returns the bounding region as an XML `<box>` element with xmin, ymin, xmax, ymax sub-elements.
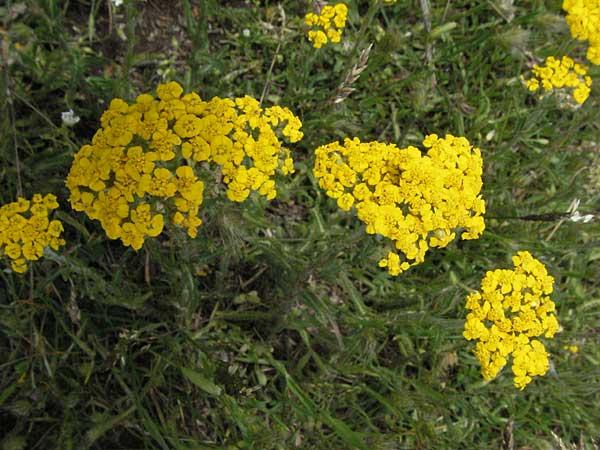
<box><xmin>305</xmin><ymin>3</ymin><xmax>348</xmax><ymax>49</ymax></box>
<box><xmin>464</xmin><ymin>251</ymin><xmax>558</xmax><ymax>389</ymax></box>
<box><xmin>0</xmin><ymin>194</ymin><xmax>65</xmax><ymax>273</ymax></box>
<box><xmin>313</xmin><ymin>134</ymin><xmax>485</xmax><ymax>275</ymax></box>
<box><xmin>522</xmin><ymin>55</ymin><xmax>592</xmax><ymax>104</ymax></box>
<box><xmin>563</xmin><ymin>0</ymin><xmax>600</xmax><ymax>65</ymax></box>
<box><xmin>66</xmin><ymin>81</ymin><xmax>302</xmax><ymax>248</ymax></box>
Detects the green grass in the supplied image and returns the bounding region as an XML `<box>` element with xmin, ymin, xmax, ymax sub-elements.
<box><xmin>1</xmin><ymin>0</ymin><xmax>600</xmax><ymax>448</ymax></box>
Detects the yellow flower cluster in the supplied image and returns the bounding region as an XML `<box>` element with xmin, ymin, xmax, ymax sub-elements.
<box><xmin>313</xmin><ymin>134</ymin><xmax>485</xmax><ymax>275</ymax></box>
<box><xmin>563</xmin><ymin>0</ymin><xmax>600</xmax><ymax>64</ymax></box>
<box><xmin>305</xmin><ymin>3</ymin><xmax>348</xmax><ymax>49</ymax></box>
<box><xmin>66</xmin><ymin>81</ymin><xmax>302</xmax><ymax>249</ymax></box>
<box><xmin>522</xmin><ymin>56</ymin><xmax>592</xmax><ymax>104</ymax></box>
<box><xmin>463</xmin><ymin>251</ymin><xmax>559</xmax><ymax>390</ymax></box>
<box><xmin>0</xmin><ymin>194</ymin><xmax>65</xmax><ymax>273</ymax></box>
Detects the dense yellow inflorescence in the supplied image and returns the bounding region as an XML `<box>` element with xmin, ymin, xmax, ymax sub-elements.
<box><xmin>66</xmin><ymin>81</ymin><xmax>302</xmax><ymax>249</ymax></box>
<box><xmin>563</xmin><ymin>0</ymin><xmax>600</xmax><ymax>64</ymax></box>
<box><xmin>522</xmin><ymin>56</ymin><xmax>592</xmax><ymax>104</ymax></box>
<box><xmin>0</xmin><ymin>194</ymin><xmax>65</xmax><ymax>273</ymax></box>
<box><xmin>304</xmin><ymin>3</ymin><xmax>349</xmax><ymax>49</ymax></box>
<box><xmin>313</xmin><ymin>134</ymin><xmax>485</xmax><ymax>275</ymax></box>
<box><xmin>464</xmin><ymin>251</ymin><xmax>559</xmax><ymax>390</ymax></box>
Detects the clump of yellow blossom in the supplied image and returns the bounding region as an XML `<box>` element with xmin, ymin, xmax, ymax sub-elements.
<box><xmin>463</xmin><ymin>251</ymin><xmax>559</xmax><ymax>390</ymax></box>
<box><xmin>0</xmin><ymin>194</ymin><xmax>65</xmax><ymax>273</ymax></box>
<box><xmin>313</xmin><ymin>134</ymin><xmax>485</xmax><ymax>275</ymax></box>
<box><xmin>521</xmin><ymin>55</ymin><xmax>592</xmax><ymax>104</ymax></box>
<box><xmin>305</xmin><ymin>3</ymin><xmax>348</xmax><ymax>49</ymax></box>
<box><xmin>562</xmin><ymin>0</ymin><xmax>600</xmax><ymax>65</ymax></box>
<box><xmin>66</xmin><ymin>81</ymin><xmax>302</xmax><ymax>249</ymax></box>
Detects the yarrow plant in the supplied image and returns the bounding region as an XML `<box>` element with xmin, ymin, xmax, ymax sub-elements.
<box><xmin>66</xmin><ymin>81</ymin><xmax>302</xmax><ymax>249</ymax></box>
<box><xmin>304</xmin><ymin>3</ymin><xmax>348</xmax><ymax>49</ymax></box>
<box><xmin>313</xmin><ymin>134</ymin><xmax>485</xmax><ymax>275</ymax></box>
<box><xmin>0</xmin><ymin>194</ymin><xmax>65</xmax><ymax>273</ymax></box>
<box><xmin>463</xmin><ymin>251</ymin><xmax>559</xmax><ymax>389</ymax></box>
<box><xmin>521</xmin><ymin>55</ymin><xmax>592</xmax><ymax>104</ymax></box>
<box><xmin>562</xmin><ymin>0</ymin><xmax>600</xmax><ymax>64</ymax></box>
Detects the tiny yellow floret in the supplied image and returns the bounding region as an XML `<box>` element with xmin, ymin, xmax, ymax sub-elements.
<box><xmin>564</xmin><ymin>344</ymin><xmax>579</xmax><ymax>354</ymax></box>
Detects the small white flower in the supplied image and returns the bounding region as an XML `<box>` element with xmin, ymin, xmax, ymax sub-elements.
<box><xmin>567</xmin><ymin>198</ymin><xmax>594</xmax><ymax>223</ymax></box>
<box><xmin>242</xmin><ymin>28</ymin><xmax>251</xmax><ymax>37</ymax></box>
<box><xmin>570</xmin><ymin>211</ymin><xmax>594</xmax><ymax>223</ymax></box>
<box><xmin>61</xmin><ymin>109</ymin><xmax>80</xmax><ymax>126</ymax></box>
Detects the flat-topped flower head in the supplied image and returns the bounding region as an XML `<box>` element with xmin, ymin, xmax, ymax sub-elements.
<box><xmin>563</xmin><ymin>0</ymin><xmax>600</xmax><ymax>65</ymax></box>
<box><xmin>0</xmin><ymin>194</ymin><xmax>65</xmax><ymax>273</ymax></box>
<box><xmin>313</xmin><ymin>134</ymin><xmax>485</xmax><ymax>275</ymax></box>
<box><xmin>521</xmin><ymin>55</ymin><xmax>592</xmax><ymax>105</ymax></box>
<box><xmin>305</xmin><ymin>3</ymin><xmax>349</xmax><ymax>49</ymax></box>
<box><xmin>463</xmin><ymin>251</ymin><xmax>559</xmax><ymax>389</ymax></box>
<box><xmin>66</xmin><ymin>81</ymin><xmax>302</xmax><ymax>248</ymax></box>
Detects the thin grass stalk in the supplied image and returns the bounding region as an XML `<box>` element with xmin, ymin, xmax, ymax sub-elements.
<box><xmin>260</xmin><ymin>4</ymin><xmax>286</xmax><ymax>106</ymax></box>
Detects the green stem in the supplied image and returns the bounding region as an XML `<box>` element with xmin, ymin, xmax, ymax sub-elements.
<box><xmin>121</xmin><ymin>0</ymin><xmax>138</xmax><ymax>98</ymax></box>
<box><xmin>345</xmin><ymin>0</ymin><xmax>382</xmax><ymax>70</ymax></box>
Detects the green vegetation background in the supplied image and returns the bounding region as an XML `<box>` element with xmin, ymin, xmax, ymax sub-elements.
<box><xmin>1</xmin><ymin>0</ymin><xmax>599</xmax><ymax>448</ymax></box>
